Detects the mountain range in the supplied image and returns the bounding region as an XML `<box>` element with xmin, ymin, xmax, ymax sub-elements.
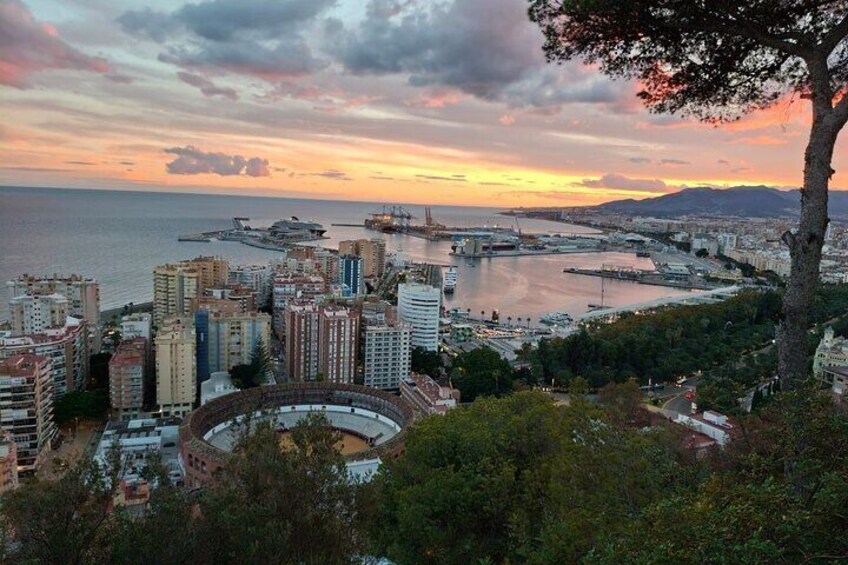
<box><xmin>583</xmin><ymin>186</ymin><xmax>848</xmax><ymax>219</ymax></box>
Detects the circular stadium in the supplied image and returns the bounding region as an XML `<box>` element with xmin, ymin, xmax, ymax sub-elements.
<box><xmin>179</xmin><ymin>382</ymin><xmax>415</xmax><ymax>486</ymax></box>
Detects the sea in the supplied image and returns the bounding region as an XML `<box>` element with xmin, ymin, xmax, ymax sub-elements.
<box><xmin>0</xmin><ymin>186</ymin><xmax>693</xmax><ymax>324</ymax></box>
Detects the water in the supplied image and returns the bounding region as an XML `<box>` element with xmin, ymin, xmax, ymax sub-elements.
<box><xmin>0</xmin><ymin>186</ymin><xmax>693</xmax><ymax>324</ymax></box>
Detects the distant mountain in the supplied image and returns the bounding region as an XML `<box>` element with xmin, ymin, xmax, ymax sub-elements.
<box><xmin>585</xmin><ymin>185</ymin><xmax>848</xmax><ymax>219</ymax></box>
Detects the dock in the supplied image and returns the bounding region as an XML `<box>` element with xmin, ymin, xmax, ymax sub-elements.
<box><xmin>564</xmin><ymin>267</ymin><xmax>721</xmax><ymax>291</ymax></box>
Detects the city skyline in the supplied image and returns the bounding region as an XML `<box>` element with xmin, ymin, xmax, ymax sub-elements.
<box><xmin>2</xmin><ymin>0</ymin><xmax>846</xmax><ymax>207</ymax></box>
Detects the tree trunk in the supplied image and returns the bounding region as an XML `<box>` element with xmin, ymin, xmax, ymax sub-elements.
<box><xmin>777</xmin><ymin>115</ymin><xmax>838</xmax><ymax>389</ymax></box>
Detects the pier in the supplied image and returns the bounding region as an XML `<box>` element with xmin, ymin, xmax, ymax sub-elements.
<box><xmin>563</xmin><ymin>267</ymin><xmax>721</xmax><ymax>291</ymax></box>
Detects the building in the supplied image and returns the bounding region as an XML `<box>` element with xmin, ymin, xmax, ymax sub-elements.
<box><xmin>0</xmin><ymin>317</ymin><xmax>89</xmax><ymax>398</ymax></box>
<box><xmin>9</xmin><ymin>293</ymin><xmax>69</xmax><ymax>335</ymax></box>
<box><xmin>339</xmin><ymin>239</ymin><xmax>386</xmax><ymax>278</ymax></box>
<box><xmin>0</xmin><ymin>355</ymin><xmax>56</xmax><ymax>472</ymax></box>
<box><xmin>94</xmin><ymin>418</ymin><xmax>183</xmax><ymax>488</ymax></box>
<box><xmin>228</xmin><ymin>264</ymin><xmax>271</xmax><ymax>305</ymax></box>
<box><xmin>339</xmin><ymin>255</ymin><xmax>365</xmax><ymax>296</ymax></box>
<box><xmin>362</xmin><ymin>321</ymin><xmax>411</xmax><ymax>390</ymax></box>
<box><xmin>285</xmin><ymin>301</ymin><xmax>321</xmax><ymax>381</ymax></box>
<box><xmin>7</xmin><ymin>274</ymin><xmax>100</xmax><ymax>353</ymax></box>
<box><xmin>7</xmin><ymin>273</ymin><xmax>100</xmax><ymax>325</ymax></box>
<box><xmin>155</xmin><ymin>317</ymin><xmax>197</xmax><ymax>417</ymax></box>
<box><xmin>813</xmin><ymin>327</ymin><xmax>848</xmax><ymax>380</ymax></box>
<box><xmin>400</xmin><ymin>373</ymin><xmax>458</xmax><ymax>415</ymax></box>
<box><xmin>207</xmin><ymin>311</ymin><xmax>272</xmax><ymax>373</ymax></box>
<box><xmin>184</xmin><ymin>256</ymin><xmax>229</xmax><ymax>291</ymax></box>
<box><xmin>318</xmin><ymin>307</ymin><xmax>360</xmax><ymax>384</ymax></box>
<box><xmin>109</xmin><ymin>338</ymin><xmax>148</xmax><ymax>421</ymax></box>
<box><xmin>153</xmin><ymin>264</ymin><xmax>200</xmax><ymax>328</ymax></box>
<box><xmin>272</xmin><ymin>273</ymin><xmax>326</xmax><ymax>337</ymax></box>
<box><xmin>0</xmin><ymin>431</ymin><xmax>19</xmax><ymax>493</ymax></box>
<box><xmin>200</xmin><ymin>371</ymin><xmax>237</xmax><ymax>405</ymax></box>
<box><xmin>120</xmin><ymin>312</ymin><xmax>152</xmax><ymax>341</ymax></box>
<box><xmin>397</xmin><ymin>283</ymin><xmax>441</xmax><ymax>351</ymax></box>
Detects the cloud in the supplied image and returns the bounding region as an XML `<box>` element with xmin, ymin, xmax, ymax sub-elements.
<box><xmin>330</xmin><ymin>0</ymin><xmax>627</xmax><ymax>111</ymax></box>
<box><xmin>499</xmin><ymin>114</ymin><xmax>516</xmax><ymax>126</ymax></box>
<box><xmin>65</xmin><ymin>160</ymin><xmax>97</xmax><ymax>166</ymax></box>
<box><xmin>727</xmin><ymin>135</ymin><xmax>788</xmax><ymax>146</ymax></box>
<box><xmin>628</xmin><ymin>157</ymin><xmax>651</xmax><ymax>164</ymax></box>
<box><xmin>177</xmin><ymin>71</ymin><xmax>238</xmax><ymax>100</ymax></box>
<box><xmin>577</xmin><ymin>173</ymin><xmax>670</xmax><ymax>193</ymax></box>
<box><xmin>416</xmin><ymin>174</ymin><xmax>467</xmax><ymax>182</ymax></box>
<box><xmin>660</xmin><ymin>158</ymin><xmax>690</xmax><ymax>166</ymax></box>
<box><xmin>119</xmin><ymin>0</ymin><xmax>334</xmax><ymax>81</ymax></box>
<box><xmin>310</xmin><ymin>169</ymin><xmax>352</xmax><ymax>181</ymax></box>
<box><xmin>0</xmin><ymin>0</ymin><xmax>111</xmax><ymax>88</ymax></box>
<box><xmin>717</xmin><ymin>159</ymin><xmax>730</xmax><ymax>165</ymax></box>
<box><xmin>164</xmin><ymin>146</ymin><xmax>271</xmax><ymax>177</ymax></box>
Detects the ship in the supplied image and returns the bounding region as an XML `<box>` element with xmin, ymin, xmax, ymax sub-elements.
<box><xmin>540</xmin><ymin>312</ymin><xmax>573</xmax><ymax>326</ymax></box>
<box><xmin>636</xmin><ymin>251</ymin><xmax>651</xmax><ymax>258</ymax></box>
<box><xmin>269</xmin><ymin>217</ymin><xmax>326</xmax><ymax>239</ymax></box>
<box><xmin>443</xmin><ymin>266</ymin><xmax>458</xmax><ymax>293</ymax></box>
<box><xmin>450</xmin><ymin>234</ymin><xmax>520</xmax><ymax>255</ymax></box>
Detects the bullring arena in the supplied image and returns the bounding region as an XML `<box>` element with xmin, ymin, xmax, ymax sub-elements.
<box><xmin>179</xmin><ymin>382</ymin><xmax>416</xmax><ymax>486</ymax></box>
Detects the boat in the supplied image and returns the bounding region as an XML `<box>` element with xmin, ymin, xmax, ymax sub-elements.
<box><xmin>636</xmin><ymin>251</ymin><xmax>651</xmax><ymax>258</ymax></box>
<box><xmin>443</xmin><ymin>267</ymin><xmax>458</xmax><ymax>293</ymax></box>
<box><xmin>540</xmin><ymin>312</ymin><xmax>573</xmax><ymax>325</ymax></box>
<box><xmin>269</xmin><ymin>217</ymin><xmax>326</xmax><ymax>238</ymax></box>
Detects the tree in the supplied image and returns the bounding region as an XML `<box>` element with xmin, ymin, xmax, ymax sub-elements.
<box><xmin>193</xmin><ymin>414</ymin><xmax>374</xmax><ymax>564</ymax></box>
<box><xmin>529</xmin><ymin>1</ymin><xmax>848</xmax><ymax>388</ymax></box>
<box><xmin>231</xmin><ymin>339</ymin><xmax>273</xmax><ymax>389</ymax></box>
<box><xmin>411</xmin><ymin>346</ymin><xmax>442</xmax><ymax>376</ymax></box>
<box><xmin>450</xmin><ymin>347</ymin><xmax>516</xmax><ymax>401</ymax></box>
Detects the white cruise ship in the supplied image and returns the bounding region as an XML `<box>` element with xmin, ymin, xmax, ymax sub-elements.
<box><xmin>443</xmin><ymin>266</ymin><xmax>458</xmax><ymax>293</ymax></box>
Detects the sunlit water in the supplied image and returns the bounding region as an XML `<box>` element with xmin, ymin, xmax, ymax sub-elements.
<box><xmin>0</xmin><ymin>186</ymin><xmax>694</xmax><ymax>324</ymax></box>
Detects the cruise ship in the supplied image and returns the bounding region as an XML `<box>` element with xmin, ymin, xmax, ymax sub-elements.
<box><xmin>540</xmin><ymin>312</ymin><xmax>573</xmax><ymax>326</ymax></box>
<box><xmin>269</xmin><ymin>217</ymin><xmax>327</xmax><ymax>239</ymax></box>
<box><xmin>443</xmin><ymin>267</ymin><xmax>458</xmax><ymax>293</ymax></box>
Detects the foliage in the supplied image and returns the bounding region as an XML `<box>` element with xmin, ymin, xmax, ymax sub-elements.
<box><xmin>371</xmin><ymin>391</ymin><xmax>695</xmax><ymax>564</ymax></box>
<box><xmin>410</xmin><ymin>346</ymin><xmax>442</xmax><ymax>377</ymax></box>
<box><xmin>1</xmin><ymin>413</ymin><xmax>373</xmax><ymax>565</ymax></box>
<box><xmin>522</xmin><ymin>286</ymin><xmax>848</xmax><ymax>392</ymax></box>
<box><xmin>53</xmin><ymin>389</ymin><xmax>109</xmax><ymax>425</ymax></box>
<box><xmin>449</xmin><ymin>347</ymin><xmax>519</xmax><ymax>402</ymax></box>
<box><xmin>231</xmin><ymin>338</ymin><xmax>272</xmax><ymax>389</ymax></box>
<box><xmin>88</xmin><ymin>352</ymin><xmax>112</xmax><ymax>390</ymax></box>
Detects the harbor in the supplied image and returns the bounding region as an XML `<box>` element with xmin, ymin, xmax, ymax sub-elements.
<box><xmin>179</xmin><ymin>217</ymin><xmax>328</xmax><ymax>252</ymax></box>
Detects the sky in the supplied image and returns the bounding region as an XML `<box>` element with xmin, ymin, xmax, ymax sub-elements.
<box><xmin>1</xmin><ymin>0</ymin><xmax>845</xmax><ymax>208</ymax></box>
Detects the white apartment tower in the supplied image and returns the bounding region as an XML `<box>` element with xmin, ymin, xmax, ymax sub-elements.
<box><xmin>397</xmin><ymin>283</ymin><xmax>441</xmax><ymax>351</ymax></box>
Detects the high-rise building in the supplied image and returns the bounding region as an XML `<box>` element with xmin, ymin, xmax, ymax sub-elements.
<box><xmin>120</xmin><ymin>312</ymin><xmax>152</xmax><ymax>341</ymax></box>
<box><xmin>109</xmin><ymin>338</ymin><xmax>148</xmax><ymax>421</ymax></box>
<box><xmin>362</xmin><ymin>321</ymin><xmax>411</xmax><ymax>390</ymax></box>
<box><xmin>207</xmin><ymin>311</ymin><xmax>272</xmax><ymax>374</ymax></box>
<box><xmin>155</xmin><ymin>317</ymin><xmax>196</xmax><ymax>417</ymax></box>
<box><xmin>0</xmin><ymin>431</ymin><xmax>19</xmax><ymax>494</ymax></box>
<box><xmin>228</xmin><ymin>264</ymin><xmax>271</xmax><ymax>305</ymax></box>
<box><xmin>6</xmin><ymin>274</ymin><xmax>100</xmax><ymax>325</ymax></box>
<box><xmin>185</xmin><ymin>256</ymin><xmax>229</xmax><ymax>291</ymax></box>
<box><xmin>339</xmin><ymin>255</ymin><xmax>364</xmax><ymax>296</ymax></box>
<box><xmin>272</xmin><ymin>273</ymin><xmax>326</xmax><ymax>337</ymax></box>
<box><xmin>9</xmin><ymin>293</ymin><xmax>69</xmax><ymax>335</ymax></box>
<box><xmin>397</xmin><ymin>283</ymin><xmax>441</xmax><ymax>351</ymax></box>
<box><xmin>0</xmin><ymin>354</ymin><xmax>56</xmax><ymax>472</ymax></box>
<box><xmin>339</xmin><ymin>239</ymin><xmax>386</xmax><ymax>278</ymax></box>
<box><xmin>285</xmin><ymin>301</ymin><xmax>320</xmax><ymax>381</ymax></box>
<box><xmin>0</xmin><ymin>317</ymin><xmax>89</xmax><ymax>398</ymax></box>
<box><xmin>318</xmin><ymin>306</ymin><xmax>359</xmax><ymax>384</ymax></box>
<box><xmin>7</xmin><ymin>274</ymin><xmax>101</xmax><ymax>353</ymax></box>
<box><xmin>153</xmin><ymin>257</ymin><xmax>229</xmax><ymax>327</ymax></box>
<box><xmin>153</xmin><ymin>264</ymin><xmax>200</xmax><ymax>328</ymax></box>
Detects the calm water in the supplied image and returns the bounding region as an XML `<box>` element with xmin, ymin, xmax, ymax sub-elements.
<box><xmin>0</xmin><ymin>186</ymin><xmax>692</xmax><ymax>323</ymax></box>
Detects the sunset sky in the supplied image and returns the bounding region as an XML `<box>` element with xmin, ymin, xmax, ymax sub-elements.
<box><xmin>1</xmin><ymin>0</ymin><xmax>845</xmax><ymax>207</ymax></box>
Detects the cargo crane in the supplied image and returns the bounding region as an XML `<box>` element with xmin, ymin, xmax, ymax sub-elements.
<box><xmin>365</xmin><ymin>205</ymin><xmax>415</xmax><ymax>233</ymax></box>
